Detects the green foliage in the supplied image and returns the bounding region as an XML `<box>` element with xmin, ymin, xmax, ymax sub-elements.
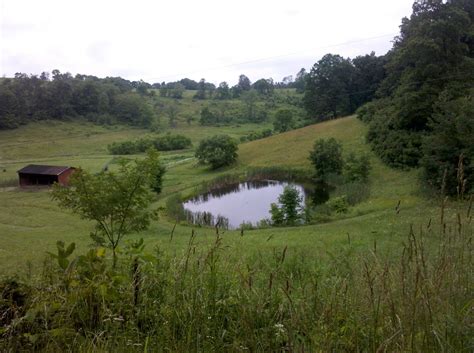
<box><xmin>344</xmin><ymin>153</ymin><xmax>371</xmax><ymax>183</ymax></box>
<box><xmin>303</xmin><ymin>52</ymin><xmax>385</xmax><ymax>121</ymax></box>
<box><xmin>52</xmin><ymin>150</ymin><xmax>164</xmax><ymax>266</ymax></box>
<box><xmin>334</xmin><ymin>181</ymin><xmax>370</xmax><ymax>206</ymax></box>
<box><xmin>199</xmin><ymin>106</ymin><xmax>217</xmax><ymax>125</ymax></box>
<box><xmin>2</xmin><ymin>204</ymin><xmax>472</xmax><ymax>352</ymax></box>
<box><xmin>0</xmin><ymin>72</ymin><xmax>160</xmax><ymax>130</ymax></box>
<box><xmin>361</xmin><ymin>0</ymin><xmax>474</xmax><ymax>171</ymax></box>
<box><xmin>421</xmin><ymin>91</ymin><xmax>474</xmax><ymax>195</ymax></box>
<box><xmin>108</xmin><ymin>134</ymin><xmax>192</xmax><ymax>154</ymax></box>
<box><xmin>195</xmin><ymin>135</ymin><xmax>238</xmax><ymax>169</ymax></box>
<box><xmin>239</xmin><ymin>129</ymin><xmax>273</xmax><ymax>142</ymax></box>
<box><xmin>309</xmin><ymin>138</ymin><xmax>343</xmax><ymax>180</ymax></box>
<box><xmin>160</xmin><ymin>83</ymin><xmax>185</xmax><ymax>99</ymax></box>
<box><xmin>273</xmin><ymin>108</ymin><xmax>295</xmax><ymax>133</ymax></box>
<box><xmin>215</xmin><ymin>81</ymin><xmax>231</xmax><ymax>100</ymax></box>
<box><xmin>47</xmin><ymin>241</ymin><xmax>76</xmax><ymax>271</ymax></box>
<box><xmin>252</xmin><ymin>78</ymin><xmax>274</xmax><ymax>96</ymax></box>
<box><xmin>326</xmin><ymin>195</ymin><xmax>349</xmax><ymax>214</ymax></box>
<box><xmin>270</xmin><ymin>185</ymin><xmax>304</xmax><ymax>226</ymax></box>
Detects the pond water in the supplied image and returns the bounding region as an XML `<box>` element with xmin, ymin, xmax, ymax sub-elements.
<box><xmin>182</xmin><ymin>180</ymin><xmax>307</xmax><ymax>229</ymax></box>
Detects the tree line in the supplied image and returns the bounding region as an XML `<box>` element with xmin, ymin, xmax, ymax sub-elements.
<box><xmin>300</xmin><ymin>0</ymin><xmax>473</xmax><ymax>195</ymax></box>
<box><xmin>0</xmin><ymin>71</ymin><xmax>155</xmax><ymax>129</ymax></box>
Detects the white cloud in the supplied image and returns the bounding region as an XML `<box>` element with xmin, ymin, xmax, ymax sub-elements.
<box><xmin>0</xmin><ymin>0</ymin><xmax>414</xmax><ymax>84</ymax></box>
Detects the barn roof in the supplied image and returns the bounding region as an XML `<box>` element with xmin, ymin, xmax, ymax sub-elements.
<box><xmin>17</xmin><ymin>164</ymin><xmax>74</xmax><ymax>176</ymax></box>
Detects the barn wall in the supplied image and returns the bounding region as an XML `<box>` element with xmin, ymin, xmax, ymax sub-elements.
<box><xmin>57</xmin><ymin>168</ymin><xmax>76</xmax><ymax>186</ymax></box>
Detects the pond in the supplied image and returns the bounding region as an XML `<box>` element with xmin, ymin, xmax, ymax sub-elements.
<box><xmin>182</xmin><ymin>180</ymin><xmax>308</xmax><ymax>229</ymax></box>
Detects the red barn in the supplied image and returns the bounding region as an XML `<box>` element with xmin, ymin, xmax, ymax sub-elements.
<box><xmin>17</xmin><ymin>165</ymin><xmax>76</xmax><ymax>187</ymax></box>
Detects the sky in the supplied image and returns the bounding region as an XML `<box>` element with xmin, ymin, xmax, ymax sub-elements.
<box><xmin>0</xmin><ymin>0</ymin><xmax>415</xmax><ymax>85</ymax></box>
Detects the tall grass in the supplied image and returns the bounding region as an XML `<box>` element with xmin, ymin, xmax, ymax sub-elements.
<box><xmin>1</xmin><ymin>197</ymin><xmax>472</xmax><ymax>352</ymax></box>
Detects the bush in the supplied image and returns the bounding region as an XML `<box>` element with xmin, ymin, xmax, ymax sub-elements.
<box><xmin>326</xmin><ymin>195</ymin><xmax>349</xmax><ymax>214</ymax></box>
<box><xmin>239</xmin><ymin>129</ymin><xmax>273</xmax><ymax>142</ymax></box>
<box><xmin>195</xmin><ymin>135</ymin><xmax>238</xmax><ymax>169</ymax></box>
<box><xmin>344</xmin><ymin>153</ymin><xmax>371</xmax><ymax>183</ymax></box>
<box><xmin>308</xmin><ymin>138</ymin><xmax>343</xmax><ymax>180</ymax></box>
<box><xmin>273</xmin><ymin>109</ymin><xmax>295</xmax><ymax>133</ymax></box>
<box><xmin>152</xmin><ymin>134</ymin><xmax>192</xmax><ymax>151</ymax></box>
<box><xmin>108</xmin><ymin>134</ymin><xmax>192</xmax><ymax>155</ymax></box>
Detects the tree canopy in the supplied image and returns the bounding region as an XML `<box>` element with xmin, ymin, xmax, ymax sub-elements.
<box><xmin>195</xmin><ymin>135</ymin><xmax>238</xmax><ymax>169</ymax></box>
<box><xmin>357</xmin><ymin>0</ymin><xmax>474</xmax><ymax>193</ymax></box>
<box><xmin>52</xmin><ymin>150</ymin><xmax>165</xmax><ymax>267</ymax></box>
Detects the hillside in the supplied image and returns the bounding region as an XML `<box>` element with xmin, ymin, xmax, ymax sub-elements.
<box><xmin>0</xmin><ymin>116</ymin><xmax>436</xmax><ymax>275</ymax></box>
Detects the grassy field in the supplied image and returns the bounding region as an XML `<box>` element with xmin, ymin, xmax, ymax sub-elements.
<box><xmin>0</xmin><ymin>114</ymin><xmax>444</xmax><ymax>276</ymax></box>
<box><xmin>1</xmin><ymin>114</ymin><xmax>471</xmax><ymax>352</ymax></box>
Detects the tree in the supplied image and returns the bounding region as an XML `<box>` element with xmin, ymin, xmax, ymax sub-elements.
<box><xmin>344</xmin><ymin>153</ymin><xmax>371</xmax><ymax>183</ymax></box>
<box><xmin>113</xmin><ymin>93</ymin><xmax>153</xmax><ymax>127</ymax></box>
<box><xmin>303</xmin><ymin>54</ymin><xmax>356</xmax><ymax>121</ymax></box>
<box><xmin>421</xmin><ymin>91</ymin><xmax>474</xmax><ymax>195</ymax></box>
<box><xmin>241</xmin><ymin>90</ymin><xmax>258</xmax><ymax>121</ymax></box>
<box><xmin>294</xmin><ymin>68</ymin><xmax>307</xmax><ymax>93</ymax></box>
<box><xmin>253</xmin><ymin>78</ymin><xmax>274</xmax><ymax>95</ymax></box>
<box><xmin>273</xmin><ymin>109</ymin><xmax>295</xmax><ymax>133</ymax></box>
<box><xmin>282</xmin><ymin>75</ymin><xmax>293</xmax><ymax>87</ymax></box>
<box><xmin>52</xmin><ymin>150</ymin><xmax>165</xmax><ymax>267</ymax></box>
<box><xmin>362</xmin><ymin>0</ymin><xmax>474</xmax><ymax>168</ymax></box>
<box><xmin>199</xmin><ymin>106</ymin><xmax>217</xmax><ymax>125</ymax></box>
<box><xmin>195</xmin><ymin>135</ymin><xmax>238</xmax><ymax>169</ymax></box>
<box><xmin>166</xmin><ymin>102</ymin><xmax>179</xmax><ymax>128</ymax></box>
<box><xmin>238</xmin><ymin>74</ymin><xmax>251</xmax><ymax>91</ymax></box>
<box><xmin>216</xmin><ymin>81</ymin><xmax>231</xmax><ymax>99</ymax></box>
<box><xmin>178</xmin><ymin>78</ymin><xmax>199</xmax><ymax>90</ymax></box>
<box><xmin>270</xmin><ymin>185</ymin><xmax>303</xmax><ymax>226</ymax></box>
<box><xmin>309</xmin><ymin>138</ymin><xmax>343</xmax><ymax>180</ymax></box>
<box><xmin>194</xmin><ymin>79</ymin><xmax>207</xmax><ymax>99</ymax></box>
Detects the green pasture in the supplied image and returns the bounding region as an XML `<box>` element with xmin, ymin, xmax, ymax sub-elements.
<box><xmin>0</xmin><ymin>115</ymin><xmax>447</xmax><ymax>275</ymax></box>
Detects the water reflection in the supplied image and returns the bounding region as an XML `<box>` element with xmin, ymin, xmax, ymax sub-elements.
<box><xmin>183</xmin><ymin>180</ymin><xmax>307</xmax><ymax>229</ymax></box>
<box><xmin>310</xmin><ymin>180</ymin><xmax>331</xmax><ymax>205</ymax></box>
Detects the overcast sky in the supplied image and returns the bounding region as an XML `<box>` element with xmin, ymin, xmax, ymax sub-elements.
<box><xmin>0</xmin><ymin>0</ymin><xmax>415</xmax><ymax>85</ymax></box>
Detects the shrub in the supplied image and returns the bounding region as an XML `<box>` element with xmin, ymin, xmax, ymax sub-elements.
<box><xmin>151</xmin><ymin>134</ymin><xmax>192</xmax><ymax>151</ymax></box>
<box><xmin>195</xmin><ymin>135</ymin><xmax>238</xmax><ymax>169</ymax></box>
<box><xmin>308</xmin><ymin>138</ymin><xmax>343</xmax><ymax>180</ymax></box>
<box><xmin>108</xmin><ymin>134</ymin><xmax>192</xmax><ymax>155</ymax></box>
<box><xmin>326</xmin><ymin>195</ymin><xmax>349</xmax><ymax>214</ymax></box>
<box><xmin>344</xmin><ymin>153</ymin><xmax>371</xmax><ymax>183</ymax></box>
<box><xmin>273</xmin><ymin>108</ymin><xmax>295</xmax><ymax>133</ymax></box>
<box><xmin>240</xmin><ymin>129</ymin><xmax>273</xmax><ymax>142</ymax></box>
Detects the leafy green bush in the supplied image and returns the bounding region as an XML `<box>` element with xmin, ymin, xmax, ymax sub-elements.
<box><xmin>273</xmin><ymin>108</ymin><xmax>295</xmax><ymax>133</ymax></box>
<box><xmin>344</xmin><ymin>153</ymin><xmax>371</xmax><ymax>183</ymax></box>
<box><xmin>309</xmin><ymin>138</ymin><xmax>343</xmax><ymax>180</ymax></box>
<box><xmin>195</xmin><ymin>135</ymin><xmax>238</xmax><ymax>169</ymax></box>
<box><xmin>326</xmin><ymin>195</ymin><xmax>349</xmax><ymax>213</ymax></box>
<box><xmin>239</xmin><ymin>129</ymin><xmax>273</xmax><ymax>142</ymax></box>
<box><xmin>108</xmin><ymin>134</ymin><xmax>192</xmax><ymax>155</ymax></box>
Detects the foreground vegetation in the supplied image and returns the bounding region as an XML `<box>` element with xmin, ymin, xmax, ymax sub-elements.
<box><xmin>1</xmin><ymin>197</ymin><xmax>472</xmax><ymax>352</ymax></box>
